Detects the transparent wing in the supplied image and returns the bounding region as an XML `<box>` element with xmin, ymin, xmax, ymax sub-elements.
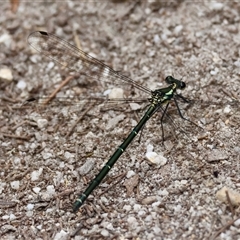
<box><xmin>27</xmin><ymin>31</ymin><xmax>151</xmax><ymax>95</ymax></box>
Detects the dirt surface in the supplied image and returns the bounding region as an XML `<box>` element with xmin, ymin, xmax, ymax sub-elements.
<box><xmin>0</xmin><ymin>1</ymin><xmax>240</xmax><ymax>239</ymax></box>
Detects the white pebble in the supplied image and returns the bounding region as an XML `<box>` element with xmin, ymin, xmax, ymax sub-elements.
<box><xmin>26</xmin><ymin>203</ymin><xmax>34</xmax><ymax>211</ymax></box>
<box><xmin>210</xmin><ymin>68</ymin><xmax>219</xmax><ymax>75</ymax></box>
<box><xmin>158</xmin><ymin>189</ymin><xmax>169</xmax><ymax>196</ymax></box>
<box><xmin>42</xmin><ymin>152</ymin><xmax>53</xmax><ymax>160</ymax></box>
<box><xmin>181</xmin><ymin>180</ymin><xmax>188</xmax><ymax>185</ymax></box>
<box><xmin>46</xmin><ymin>185</ymin><xmax>55</xmax><ymax>196</ymax></box>
<box><xmin>145</xmin><ymin>8</ymin><xmax>151</xmax><ymax>15</ymax></box>
<box><xmin>64</xmin><ymin>151</ymin><xmax>74</xmax><ymax>159</ymax></box>
<box><xmin>37</xmin><ymin>118</ymin><xmax>48</xmax><ymax>129</ymax></box>
<box><xmin>129</xmin><ymin>103</ymin><xmax>141</xmax><ymax>111</ymax></box>
<box><xmin>153</xmin><ymin>34</ymin><xmax>160</xmax><ymax>44</ymax></box>
<box><xmin>106</xmin><ymin>114</ymin><xmax>125</xmax><ymax>130</ymax></box>
<box><xmin>123</xmin><ymin>205</ymin><xmax>132</xmax><ymax>211</ymax></box>
<box><xmin>79</xmin><ymin>159</ymin><xmax>95</xmax><ymax>175</ymax></box>
<box><xmin>210</xmin><ymin>2</ymin><xmax>223</xmax><ymax>10</ymax></box>
<box><xmin>174</xmin><ymin>25</ymin><xmax>183</xmax><ymax>35</ymax></box>
<box><xmin>53</xmin><ymin>230</ymin><xmax>69</xmax><ymax>240</ymax></box>
<box><xmin>101</xmin><ymin>229</ymin><xmax>109</xmax><ymax>237</ymax></box>
<box><xmin>10</xmin><ymin>181</ymin><xmax>20</xmax><ymax>190</ymax></box>
<box><xmin>31</xmin><ymin>168</ymin><xmax>43</xmax><ymax>181</ymax></box>
<box><xmin>108</xmin><ymin>87</ymin><xmax>124</xmax><ymax>99</ymax></box>
<box><xmin>126</xmin><ymin>170</ymin><xmax>136</xmax><ymax>178</ymax></box>
<box><xmin>0</xmin><ymin>33</ymin><xmax>12</xmax><ymax>47</ymax></box>
<box><xmin>36</xmin><ymin>225</ymin><xmax>42</xmax><ymax>230</ymax></box>
<box><xmin>234</xmin><ymin>60</ymin><xmax>240</xmax><ymax>67</ymax></box>
<box><xmin>17</xmin><ymin>80</ymin><xmax>27</xmax><ymax>89</ymax></box>
<box><xmin>127</xmin><ymin>216</ymin><xmax>137</xmax><ymax>225</ymax></box>
<box><xmin>223</xmin><ymin>105</ymin><xmax>231</xmax><ymax>114</ymax></box>
<box><xmin>145</xmin><ymin>151</ymin><xmax>167</xmax><ymax>166</ymax></box>
<box><xmin>2</xmin><ymin>215</ymin><xmax>9</xmax><ymax>220</ymax></box>
<box><xmin>133</xmin><ymin>204</ymin><xmax>141</xmax><ymax>211</ymax></box>
<box><xmin>47</xmin><ymin>61</ymin><xmax>55</xmax><ymax>70</ymax></box>
<box><xmin>33</xmin><ymin>187</ymin><xmax>41</xmax><ymax>194</ymax></box>
<box><xmin>13</xmin><ymin>157</ymin><xmax>21</xmax><ymax>165</ymax></box>
<box><xmin>216</xmin><ymin>186</ymin><xmax>240</xmax><ymax>206</ymax></box>
<box><xmin>234</xmin><ymin>218</ymin><xmax>240</xmax><ymax>227</ymax></box>
<box><xmin>0</xmin><ymin>68</ymin><xmax>13</xmax><ymax>81</ymax></box>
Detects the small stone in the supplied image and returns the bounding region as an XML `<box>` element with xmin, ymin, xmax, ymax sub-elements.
<box><xmin>209</xmin><ymin>2</ymin><xmax>223</xmax><ymax>11</ymax></box>
<box><xmin>106</xmin><ymin>114</ymin><xmax>125</xmax><ymax>130</ymax></box>
<box><xmin>0</xmin><ymin>68</ymin><xmax>13</xmax><ymax>81</ymax></box>
<box><xmin>101</xmin><ymin>229</ymin><xmax>109</xmax><ymax>237</ymax></box>
<box><xmin>234</xmin><ymin>60</ymin><xmax>240</xmax><ymax>68</ymax></box>
<box><xmin>216</xmin><ymin>186</ymin><xmax>240</xmax><ymax>207</ymax></box>
<box><xmin>174</xmin><ymin>25</ymin><xmax>183</xmax><ymax>35</ymax></box>
<box><xmin>10</xmin><ymin>181</ymin><xmax>20</xmax><ymax>190</ymax></box>
<box><xmin>47</xmin><ymin>61</ymin><xmax>55</xmax><ymax>70</ymax></box>
<box><xmin>79</xmin><ymin>159</ymin><xmax>95</xmax><ymax>175</ymax></box>
<box><xmin>37</xmin><ymin>118</ymin><xmax>48</xmax><ymax>129</ymax></box>
<box><xmin>31</xmin><ymin>168</ymin><xmax>43</xmax><ymax>181</ymax></box>
<box><xmin>142</xmin><ymin>196</ymin><xmax>157</xmax><ymax>205</ymax></box>
<box><xmin>146</xmin><ymin>151</ymin><xmax>167</xmax><ymax>166</ymax></box>
<box><xmin>53</xmin><ymin>230</ymin><xmax>69</xmax><ymax>240</ymax></box>
<box><xmin>126</xmin><ymin>170</ymin><xmax>136</xmax><ymax>178</ymax></box>
<box><xmin>145</xmin><ymin>145</ymin><xmax>167</xmax><ymax>166</ymax></box>
<box><xmin>108</xmin><ymin>87</ymin><xmax>124</xmax><ymax>99</ymax></box>
<box><xmin>129</xmin><ymin>103</ymin><xmax>142</xmax><ymax>111</ymax></box>
<box><xmin>9</xmin><ymin>214</ymin><xmax>16</xmax><ymax>221</ymax></box>
<box><xmin>26</xmin><ymin>203</ymin><xmax>34</xmax><ymax>211</ymax></box>
<box><xmin>223</xmin><ymin>105</ymin><xmax>231</xmax><ymax>114</ymax></box>
<box><xmin>153</xmin><ymin>34</ymin><xmax>160</xmax><ymax>44</ymax></box>
<box><xmin>33</xmin><ymin>187</ymin><xmax>41</xmax><ymax>194</ymax></box>
<box><xmin>207</xmin><ymin>149</ymin><xmax>228</xmax><ymax>162</ymax></box>
<box><xmin>0</xmin><ymin>33</ymin><xmax>12</xmax><ymax>48</ymax></box>
<box><xmin>127</xmin><ymin>216</ymin><xmax>138</xmax><ymax>229</ymax></box>
<box><xmin>17</xmin><ymin>80</ymin><xmax>26</xmax><ymax>89</ymax></box>
<box><xmin>46</xmin><ymin>185</ymin><xmax>55</xmax><ymax>196</ymax></box>
<box><xmin>64</xmin><ymin>151</ymin><xmax>74</xmax><ymax>159</ymax></box>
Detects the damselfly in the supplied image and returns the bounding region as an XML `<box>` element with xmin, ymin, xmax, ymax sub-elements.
<box><xmin>28</xmin><ymin>31</ymin><xmax>197</xmax><ymax>212</ymax></box>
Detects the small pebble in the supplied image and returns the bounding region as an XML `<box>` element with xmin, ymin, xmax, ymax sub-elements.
<box><xmin>64</xmin><ymin>151</ymin><xmax>74</xmax><ymax>159</ymax></box>
<box><xmin>79</xmin><ymin>159</ymin><xmax>95</xmax><ymax>175</ymax></box>
<box><xmin>142</xmin><ymin>196</ymin><xmax>157</xmax><ymax>205</ymax></box>
<box><xmin>17</xmin><ymin>80</ymin><xmax>26</xmax><ymax>89</ymax></box>
<box><xmin>31</xmin><ymin>168</ymin><xmax>43</xmax><ymax>181</ymax></box>
<box><xmin>10</xmin><ymin>181</ymin><xmax>20</xmax><ymax>190</ymax></box>
<box><xmin>101</xmin><ymin>229</ymin><xmax>109</xmax><ymax>237</ymax></box>
<box><xmin>216</xmin><ymin>186</ymin><xmax>240</xmax><ymax>206</ymax></box>
<box><xmin>108</xmin><ymin>87</ymin><xmax>124</xmax><ymax>99</ymax></box>
<box><xmin>106</xmin><ymin>114</ymin><xmax>125</xmax><ymax>130</ymax></box>
<box><xmin>33</xmin><ymin>187</ymin><xmax>41</xmax><ymax>194</ymax></box>
<box><xmin>174</xmin><ymin>25</ymin><xmax>183</xmax><ymax>35</ymax></box>
<box><xmin>26</xmin><ymin>203</ymin><xmax>34</xmax><ymax>211</ymax></box>
<box><xmin>126</xmin><ymin>170</ymin><xmax>136</xmax><ymax>178</ymax></box>
<box><xmin>223</xmin><ymin>105</ymin><xmax>231</xmax><ymax>114</ymax></box>
<box><xmin>0</xmin><ymin>68</ymin><xmax>13</xmax><ymax>81</ymax></box>
<box><xmin>46</xmin><ymin>185</ymin><xmax>55</xmax><ymax>196</ymax></box>
<box><xmin>209</xmin><ymin>2</ymin><xmax>223</xmax><ymax>10</ymax></box>
<box><xmin>37</xmin><ymin>118</ymin><xmax>48</xmax><ymax>129</ymax></box>
<box><xmin>54</xmin><ymin>230</ymin><xmax>68</xmax><ymax>240</ymax></box>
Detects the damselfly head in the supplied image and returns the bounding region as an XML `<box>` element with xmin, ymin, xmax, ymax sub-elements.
<box><xmin>165</xmin><ymin>76</ymin><xmax>186</xmax><ymax>89</ymax></box>
<box><xmin>179</xmin><ymin>81</ymin><xmax>186</xmax><ymax>89</ymax></box>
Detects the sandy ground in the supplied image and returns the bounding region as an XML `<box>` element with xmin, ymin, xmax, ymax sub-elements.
<box><xmin>0</xmin><ymin>1</ymin><xmax>240</xmax><ymax>239</ymax></box>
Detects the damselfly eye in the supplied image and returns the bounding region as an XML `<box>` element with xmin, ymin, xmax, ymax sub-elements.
<box><xmin>165</xmin><ymin>76</ymin><xmax>174</xmax><ymax>84</ymax></box>
<box><xmin>180</xmin><ymin>82</ymin><xmax>186</xmax><ymax>89</ymax></box>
